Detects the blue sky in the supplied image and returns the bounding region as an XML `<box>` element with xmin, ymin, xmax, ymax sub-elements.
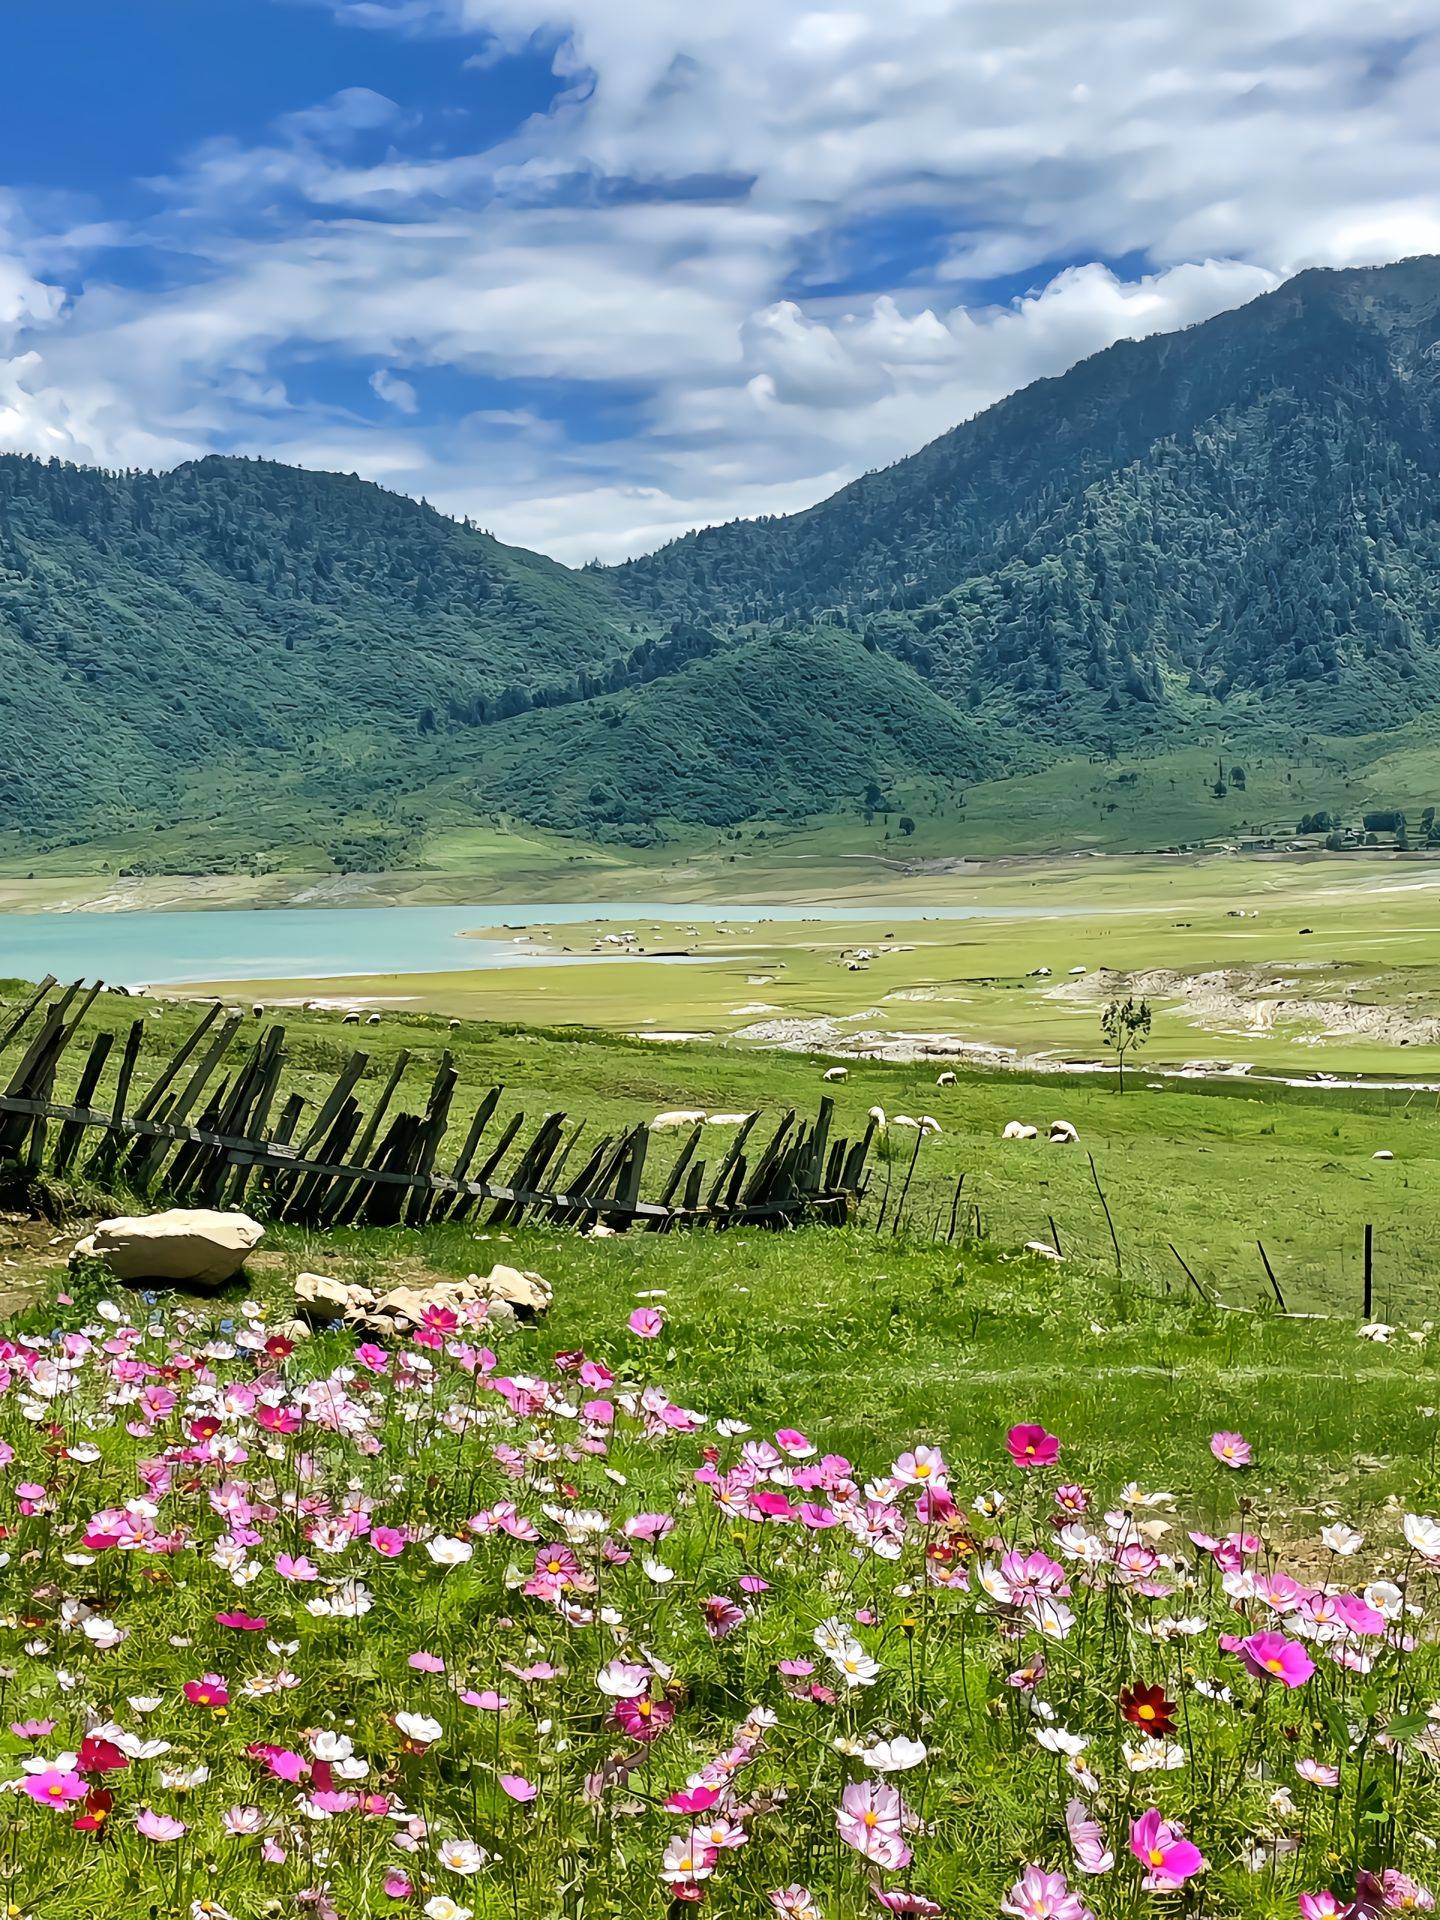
<box><xmin>2</xmin><ymin>0</ymin><xmax>1439</xmax><ymax>560</ymax></box>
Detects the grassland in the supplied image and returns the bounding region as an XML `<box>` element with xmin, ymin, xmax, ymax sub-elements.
<box><xmin>9</xmin><ymin>978</ymin><xmax>1440</xmax><ymax>1333</ymax></box>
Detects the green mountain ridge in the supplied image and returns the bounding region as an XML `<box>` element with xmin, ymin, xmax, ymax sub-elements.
<box><xmin>2</xmin><ymin>255</ymin><xmax>1440</xmax><ymax>866</ymax></box>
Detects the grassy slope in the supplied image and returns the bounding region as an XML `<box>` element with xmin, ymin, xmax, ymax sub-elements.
<box><xmin>5</xmin><ymin>982</ymin><xmax>1437</xmax><ymax>1518</ymax></box>
<box><xmin>16</xmin><ymin>979</ymin><xmax>1440</xmax><ymax>1330</ymax></box>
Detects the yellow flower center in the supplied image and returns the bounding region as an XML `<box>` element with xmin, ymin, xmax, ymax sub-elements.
<box><xmin>1149</xmin><ymin>1848</ymin><xmax>1166</xmax><ymax>1867</ymax></box>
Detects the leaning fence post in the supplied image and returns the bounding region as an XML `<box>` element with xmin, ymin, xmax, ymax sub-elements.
<box><xmin>1088</xmin><ymin>1152</ymin><xmax>1122</xmax><ymax>1274</ymax></box>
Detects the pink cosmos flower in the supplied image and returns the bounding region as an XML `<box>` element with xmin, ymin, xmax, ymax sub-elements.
<box><xmin>668</xmin><ymin>1786</ymin><xmax>723</xmax><ymax>1815</ymax></box>
<box><xmin>276</xmin><ymin>1553</ymin><xmax>320</xmax><ymax>1582</ymax></box>
<box><xmin>216</xmin><ymin>1610</ymin><xmax>268</xmax><ymax>1631</ymax></box>
<box><xmin>408</xmin><ymin>1651</ymin><xmax>445</xmax><ymax>1673</ymax></box>
<box><xmin>22</xmin><ymin>1769</ymin><xmax>88</xmax><ymax>1808</ymax></box>
<box><xmin>459</xmin><ymin>1689</ymin><xmax>510</xmax><ymax>1713</ymax></box>
<box><xmin>1065</xmin><ymin>1799</ymin><xmax>1114</xmax><ymax>1876</ymax></box>
<box><xmin>611</xmin><ymin>1694</ymin><xmax>675</xmax><ymax>1742</ymax></box>
<box><xmin>1300</xmin><ymin>1896</ymin><xmax>1355</xmax><ymax>1920</ymax></box>
<box><xmin>183</xmin><ymin>1673</ymin><xmax>230</xmax><ymax>1709</ymax></box>
<box><xmin>701</xmin><ymin>1595</ymin><xmax>745</xmax><ymax>1640</ymax></box>
<box><xmin>1211</xmin><ymin>1431</ymin><xmax>1252</xmax><ymax>1468</ymax></box>
<box><xmin>1007</xmin><ymin>1424</ymin><xmax>1060</xmax><ymax>1469</ymax></box>
<box><xmin>872</xmin><ymin>1894</ymin><xmax>945</xmax><ymax>1916</ymax></box>
<box><xmin>1237</xmin><ymin>1631</ymin><xmax>1315</xmax><ymax>1688</ymax></box>
<box><xmin>136</xmin><ymin>1808</ymin><xmax>188</xmax><ymax>1843</ymax></box>
<box><xmin>1001</xmin><ymin>1866</ymin><xmax>1094</xmax><ymax>1920</ymax></box>
<box><xmin>1129</xmin><ymin>1809</ymin><xmax>1204</xmax><ymax>1890</ymax></box>
<box><xmin>628</xmin><ymin>1308</ymin><xmax>664</xmax><ymax>1339</ymax></box>
<box><xmin>383</xmin><ymin>1871</ymin><xmax>413</xmax><ymax>1899</ymax></box>
<box><xmin>499</xmin><ymin>1773</ymin><xmax>538</xmax><ymax>1802</ymax></box>
<box><xmin>837</xmin><ymin>1781</ymin><xmax>912</xmax><ymax>1870</ymax></box>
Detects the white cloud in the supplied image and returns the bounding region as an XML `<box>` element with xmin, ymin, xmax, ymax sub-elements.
<box><xmin>2</xmin><ymin>3</ymin><xmax>1439</xmax><ymax>557</ymax></box>
<box><xmin>370</xmin><ymin>366</ymin><xmax>419</xmax><ymax>411</ymax></box>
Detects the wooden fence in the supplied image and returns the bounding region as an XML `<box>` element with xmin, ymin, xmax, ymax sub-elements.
<box><xmin>0</xmin><ymin>979</ymin><xmax>873</xmax><ymax>1232</ymax></box>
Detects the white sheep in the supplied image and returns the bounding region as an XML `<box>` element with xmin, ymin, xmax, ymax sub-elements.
<box><xmin>365</xmin><ymin>1012</ymin><xmax>382</xmax><ymax>1026</ymax></box>
<box><xmin>650</xmin><ymin>1109</ymin><xmax>707</xmax><ymax>1130</ymax></box>
<box><xmin>1373</xmin><ymin>1149</ymin><xmax>1395</xmax><ymax>1161</ymax></box>
<box><xmin>868</xmin><ymin>1105</ymin><xmax>887</xmax><ymax>1129</ymax></box>
<box><xmin>891</xmin><ymin>1114</ymin><xmax>919</xmax><ymax>1129</ymax></box>
<box><xmin>936</xmin><ymin>1070</ymin><xmax>957</xmax><ymax>1087</ymax></box>
<box><xmin>823</xmin><ymin>1065</ymin><xmax>849</xmax><ymax>1082</ymax></box>
<box><xmin>342</xmin><ymin>1011</ymin><xmax>360</xmax><ymax>1025</ymax></box>
<box><xmin>919</xmin><ymin>1115</ymin><xmax>942</xmax><ymax>1135</ymax></box>
<box><xmin>1002</xmin><ymin>1120</ymin><xmax>1037</xmax><ymax>1141</ymax></box>
<box><xmin>251</xmin><ymin>1003</ymin><xmax>265</xmax><ymax>1018</ymax></box>
<box><xmin>707</xmin><ymin>1111</ymin><xmax>755</xmax><ymax>1126</ymax></box>
<box><xmin>1024</xmin><ymin>1241</ymin><xmax>1064</xmax><ymax>1262</ymax></box>
<box><xmin>1049</xmin><ymin>1120</ymin><xmax>1079</xmax><ymax>1144</ymax></box>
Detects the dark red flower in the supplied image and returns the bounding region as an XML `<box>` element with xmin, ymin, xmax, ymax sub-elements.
<box><xmin>1120</xmin><ymin>1681</ymin><xmax>1177</xmax><ymax>1739</ymax></box>
<box><xmin>76</xmin><ymin>1735</ymin><xmax>128</xmax><ymax>1776</ymax></box>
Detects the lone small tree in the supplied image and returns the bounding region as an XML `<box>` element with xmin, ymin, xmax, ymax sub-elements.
<box><xmin>1101</xmin><ymin>995</ymin><xmax>1151</xmax><ymax>1092</ymax></box>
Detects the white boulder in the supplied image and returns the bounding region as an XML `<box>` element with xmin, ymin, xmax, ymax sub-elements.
<box><xmin>72</xmin><ymin>1209</ymin><xmax>265</xmax><ymax>1288</ymax></box>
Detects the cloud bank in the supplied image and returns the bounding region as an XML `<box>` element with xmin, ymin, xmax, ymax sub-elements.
<box><xmin>3</xmin><ymin>2</ymin><xmax>1439</xmax><ymax>559</ymax></box>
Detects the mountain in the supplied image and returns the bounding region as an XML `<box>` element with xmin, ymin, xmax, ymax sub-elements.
<box><xmin>0</xmin><ymin>454</ymin><xmax>640</xmax><ymax>846</ymax></box>
<box><xmin>3</xmin><ymin>256</ymin><xmax>1440</xmax><ymax>867</ymax></box>
<box><xmin>618</xmin><ymin>255</ymin><xmax>1440</xmax><ymax>747</ymax></box>
<box><xmin>467</xmin><ymin>624</ymin><xmax>1003</xmax><ymax>833</ymax></box>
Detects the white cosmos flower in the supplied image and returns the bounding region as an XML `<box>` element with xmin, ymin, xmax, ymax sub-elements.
<box><xmin>424</xmin><ymin>1899</ymin><xmax>473</xmax><ymax>1920</ymax></box>
<box><xmin>1034</xmin><ymin>1728</ymin><xmax>1088</xmax><ymax>1756</ymax></box>
<box><xmin>1404</xmin><ymin>1515</ymin><xmax>1440</xmax><ymax>1562</ymax></box>
<box><xmin>1124</xmin><ymin>1740</ymin><xmax>1186</xmax><ymax>1772</ymax></box>
<box><xmin>642</xmin><ymin>1557</ymin><xmax>675</xmax><ymax>1584</ymax></box>
<box><xmin>436</xmin><ymin>1838</ymin><xmax>488</xmax><ymax>1875</ymax></box>
<box><xmin>596</xmin><ymin>1660</ymin><xmax>650</xmax><ymax>1698</ymax></box>
<box><xmin>396</xmin><ymin>1713</ymin><xmax>443</xmax><ymax>1746</ymax></box>
<box><xmin>1322</xmin><ymin>1524</ymin><xmax>1365</xmax><ymax>1556</ymax></box>
<box><xmin>426</xmin><ymin>1537</ymin><xmax>473</xmax><ymax>1568</ymax></box>
<box><xmin>827</xmin><ymin>1642</ymin><xmax>880</xmax><ymax>1688</ymax></box>
<box><xmin>863</xmin><ymin>1736</ymin><xmax>927</xmax><ymax>1772</ymax></box>
<box><xmin>310</xmin><ymin>1731</ymin><xmax>353</xmax><ymax>1762</ymax></box>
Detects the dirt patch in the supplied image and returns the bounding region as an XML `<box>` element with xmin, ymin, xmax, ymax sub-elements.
<box><xmin>1046</xmin><ymin>965</ymin><xmax>1440</xmax><ymax>1049</ymax></box>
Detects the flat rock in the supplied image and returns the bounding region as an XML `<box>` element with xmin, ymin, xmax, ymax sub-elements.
<box><xmin>71</xmin><ymin>1209</ymin><xmax>264</xmax><ymax>1288</ymax></box>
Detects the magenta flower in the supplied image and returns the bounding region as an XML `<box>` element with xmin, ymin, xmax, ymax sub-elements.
<box><xmin>872</xmin><ymin>1895</ymin><xmax>945</xmax><ymax>1917</ymax></box>
<box><xmin>1236</xmin><ymin>1631</ymin><xmax>1315</xmax><ymax>1688</ymax></box>
<box><xmin>1007</xmin><ymin>1424</ymin><xmax>1060</xmax><ymax>1469</ymax></box>
<box><xmin>21</xmin><ymin>1769</ymin><xmax>87</xmax><ymax>1808</ymax></box>
<box><xmin>499</xmin><ymin>1772</ymin><xmax>538</xmax><ymax>1801</ymax></box>
<box><xmin>611</xmin><ymin>1693</ymin><xmax>675</xmax><ymax>1742</ymax></box>
<box><xmin>216</xmin><ymin>1610</ymin><xmax>267</xmax><ymax>1631</ymax></box>
<box><xmin>1300</xmin><ymin>1896</ymin><xmax>1356</xmax><ymax>1920</ymax></box>
<box><xmin>628</xmin><ymin>1307</ymin><xmax>664</xmax><ymax>1339</ymax></box>
<box><xmin>1129</xmin><ymin>1809</ymin><xmax>1203</xmax><ymax>1890</ymax></box>
<box><xmin>1211</xmin><ymin>1430</ymin><xmax>1252</xmax><ymax>1468</ymax></box>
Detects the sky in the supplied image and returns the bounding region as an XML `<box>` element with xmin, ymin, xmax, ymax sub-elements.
<box><xmin>3</xmin><ymin>1</ymin><xmax>1440</xmax><ymax>564</ymax></box>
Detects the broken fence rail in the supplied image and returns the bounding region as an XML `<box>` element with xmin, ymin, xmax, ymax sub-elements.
<box><xmin>0</xmin><ymin>979</ymin><xmax>873</xmax><ymax>1232</ymax></box>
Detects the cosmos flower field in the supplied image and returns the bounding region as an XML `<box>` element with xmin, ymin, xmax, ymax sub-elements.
<box><xmin>3</xmin><ymin>1277</ymin><xmax>1440</xmax><ymax>1920</ymax></box>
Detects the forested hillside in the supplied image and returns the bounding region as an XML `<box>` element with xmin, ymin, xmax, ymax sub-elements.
<box><xmin>3</xmin><ymin>257</ymin><xmax>1440</xmax><ymax>865</ymax></box>
<box><xmin>0</xmin><ymin>455</ymin><xmax>639</xmax><ymax>838</ymax></box>
<box><xmin>618</xmin><ymin>256</ymin><xmax>1440</xmax><ymax>747</ymax></box>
